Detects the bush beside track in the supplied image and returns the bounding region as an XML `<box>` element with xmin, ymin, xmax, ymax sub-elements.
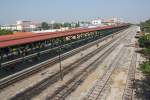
<box><xmin>139</xmin><ymin>19</ymin><xmax>150</xmax><ymax>75</ymax></box>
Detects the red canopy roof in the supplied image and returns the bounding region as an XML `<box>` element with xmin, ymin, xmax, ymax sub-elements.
<box><xmin>0</xmin><ymin>25</ymin><xmax>124</xmax><ymax>48</ymax></box>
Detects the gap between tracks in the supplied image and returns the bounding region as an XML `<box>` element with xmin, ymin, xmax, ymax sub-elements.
<box><xmin>0</xmin><ymin>28</ymin><xmax>129</xmax><ymax>90</ymax></box>
<box><xmin>11</xmin><ymin>27</ymin><xmax>132</xmax><ymax>100</ymax></box>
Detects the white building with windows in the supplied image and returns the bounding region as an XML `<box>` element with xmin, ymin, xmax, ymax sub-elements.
<box><xmin>102</xmin><ymin>18</ymin><xmax>124</xmax><ymax>25</ymax></box>
<box><xmin>91</xmin><ymin>18</ymin><xmax>102</xmax><ymax>26</ymax></box>
<box><xmin>0</xmin><ymin>24</ymin><xmax>17</xmax><ymax>30</ymax></box>
<box><xmin>16</xmin><ymin>20</ymin><xmax>38</xmax><ymax>31</ymax></box>
<box><xmin>0</xmin><ymin>20</ymin><xmax>38</xmax><ymax>32</ymax></box>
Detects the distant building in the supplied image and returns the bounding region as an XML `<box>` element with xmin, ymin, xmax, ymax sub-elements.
<box><xmin>33</xmin><ymin>27</ymin><xmax>69</xmax><ymax>33</ymax></box>
<box><xmin>102</xmin><ymin>18</ymin><xmax>123</xmax><ymax>25</ymax></box>
<box><xmin>0</xmin><ymin>24</ymin><xmax>17</xmax><ymax>30</ymax></box>
<box><xmin>79</xmin><ymin>21</ymin><xmax>91</xmax><ymax>27</ymax></box>
<box><xmin>16</xmin><ymin>20</ymin><xmax>38</xmax><ymax>32</ymax></box>
<box><xmin>0</xmin><ymin>20</ymin><xmax>38</xmax><ymax>32</ymax></box>
<box><xmin>91</xmin><ymin>18</ymin><xmax>102</xmax><ymax>26</ymax></box>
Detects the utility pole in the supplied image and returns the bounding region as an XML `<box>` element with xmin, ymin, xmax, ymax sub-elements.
<box><xmin>0</xmin><ymin>49</ymin><xmax>3</xmax><ymax>69</ymax></box>
<box><xmin>0</xmin><ymin>55</ymin><xmax>2</xmax><ymax>69</ymax></box>
<box><xmin>59</xmin><ymin>40</ymin><xmax>63</xmax><ymax>80</ymax></box>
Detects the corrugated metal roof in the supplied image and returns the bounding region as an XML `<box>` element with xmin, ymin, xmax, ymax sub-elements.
<box><xmin>0</xmin><ymin>25</ymin><xmax>124</xmax><ymax>48</ymax></box>
<box><xmin>0</xmin><ymin>32</ymin><xmax>34</xmax><ymax>42</ymax></box>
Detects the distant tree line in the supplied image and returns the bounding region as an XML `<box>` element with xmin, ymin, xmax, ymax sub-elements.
<box><xmin>140</xmin><ymin>19</ymin><xmax>150</xmax><ymax>33</ymax></box>
<box><xmin>0</xmin><ymin>21</ymin><xmax>80</xmax><ymax>35</ymax></box>
<box><xmin>40</xmin><ymin>22</ymin><xmax>80</xmax><ymax>30</ymax></box>
<box><xmin>0</xmin><ymin>29</ymin><xmax>13</xmax><ymax>36</ymax></box>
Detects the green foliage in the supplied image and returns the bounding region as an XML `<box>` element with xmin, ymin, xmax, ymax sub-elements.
<box><xmin>139</xmin><ymin>19</ymin><xmax>150</xmax><ymax>76</ymax></box>
<box><xmin>53</xmin><ymin>23</ymin><xmax>62</xmax><ymax>29</ymax></box>
<box><xmin>140</xmin><ymin>19</ymin><xmax>150</xmax><ymax>33</ymax></box>
<box><xmin>75</xmin><ymin>22</ymin><xmax>80</xmax><ymax>27</ymax></box>
<box><xmin>0</xmin><ymin>29</ymin><xmax>13</xmax><ymax>36</ymax></box>
<box><xmin>141</xmin><ymin>48</ymin><xmax>150</xmax><ymax>61</ymax></box>
<box><xmin>138</xmin><ymin>34</ymin><xmax>150</xmax><ymax>48</ymax></box>
<box><xmin>41</xmin><ymin>22</ymin><xmax>50</xmax><ymax>30</ymax></box>
<box><xmin>140</xmin><ymin>61</ymin><xmax>150</xmax><ymax>75</ymax></box>
<box><xmin>63</xmin><ymin>23</ymin><xmax>71</xmax><ymax>28</ymax></box>
<box><xmin>40</xmin><ymin>22</ymin><xmax>80</xmax><ymax>30</ymax></box>
<box><xmin>143</xmin><ymin>48</ymin><xmax>150</xmax><ymax>55</ymax></box>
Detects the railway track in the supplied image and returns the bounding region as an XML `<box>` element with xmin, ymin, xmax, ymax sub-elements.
<box><xmin>1</xmin><ymin>29</ymin><xmax>125</xmax><ymax>67</ymax></box>
<box><xmin>10</xmin><ymin>34</ymin><xmax>120</xmax><ymax>100</ymax></box>
<box><xmin>46</xmin><ymin>28</ymin><xmax>134</xmax><ymax>100</ymax></box>
<box><xmin>0</xmin><ymin>29</ymin><xmax>128</xmax><ymax>90</ymax></box>
<box><xmin>84</xmin><ymin>46</ymin><xmax>126</xmax><ymax>100</ymax></box>
<box><xmin>46</xmin><ymin>38</ymin><xmax>125</xmax><ymax>100</ymax></box>
<box><xmin>1</xmin><ymin>36</ymin><xmax>94</xmax><ymax>67</ymax></box>
<box><xmin>11</xmin><ymin>28</ymin><xmax>131</xmax><ymax>100</ymax></box>
<box><xmin>84</xmin><ymin>31</ymin><xmax>136</xmax><ymax>100</ymax></box>
<box><xmin>122</xmin><ymin>52</ymin><xmax>137</xmax><ymax>100</ymax></box>
<box><xmin>0</xmin><ymin>31</ymin><xmax>118</xmax><ymax>89</ymax></box>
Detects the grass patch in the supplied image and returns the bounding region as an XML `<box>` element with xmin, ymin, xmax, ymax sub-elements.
<box><xmin>140</xmin><ymin>61</ymin><xmax>150</xmax><ymax>75</ymax></box>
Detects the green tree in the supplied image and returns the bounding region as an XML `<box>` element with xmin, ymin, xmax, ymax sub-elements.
<box><xmin>138</xmin><ymin>34</ymin><xmax>150</xmax><ymax>48</ymax></box>
<box><xmin>75</xmin><ymin>22</ymin><xmax>80</xmax><ymax>28</ymax></box>
<box><xmin>0</xmin><ymin>29</ymin><xmax>13</xmax><ymax>36</ymax></box>
<box><xmin>41</xmin><ymin>22</ymin><xmax>50</xmax><ymax>30</ymax></box>
<box><xmin>143</xmin><ymin>48</ymin><xmax>150</xmax><ymax>61</ymax></box>
<box><xmin>140</xmin><ymin>19</ymin><xmax>150</xmax><ymax>33</ymax></box>
<box><xmin>139</xmin><ymin>19</ymin><xmax>150</xmax><ymax>75</ymax></box>
<box><xmin>53</xmin><ymin>23</ymin><xmax>62</xmax><ymax>29</ymax></box>
<box><xmin>63</xmin><ymin>23</ymin><xmax>71</xmax><ymax>28</ymax></box>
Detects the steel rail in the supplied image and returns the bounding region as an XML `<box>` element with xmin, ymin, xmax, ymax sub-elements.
<box><xmin>11</xmin><ymin>27</ymin><xmax>131</xmax><ymax>100</ymax></box>
<box><xmin>122</xmin><ymin>52</ymin><xmax>137</xmax><ymax>100</ymax></box>
<box><xmin>0</xmin><ymin>29</ymin><xmax>127</xmax><ymax>90</ymax></box>
<box><xmin>1</xmin><ymin>29</ymin><xmax>124</xmax><ymax>67</ymax></box>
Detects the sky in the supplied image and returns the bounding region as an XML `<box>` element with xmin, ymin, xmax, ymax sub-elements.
<box><xmin>0</xmin><ymin>0</ymin><xmax>150</xmax><ymax>24</ymax></box>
